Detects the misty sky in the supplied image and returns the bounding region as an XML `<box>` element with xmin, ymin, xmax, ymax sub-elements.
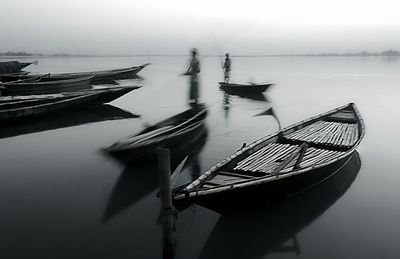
<box><xmin>2</xmin><ymin>0</ymin><xmax>400</xmax><ymax>55</ymax></box>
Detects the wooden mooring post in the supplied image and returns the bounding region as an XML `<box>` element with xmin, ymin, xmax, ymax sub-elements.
<box><xmin>157</xmin><ymin>147</ymin><xmax>177</xmax><ymax>259</ymax></box>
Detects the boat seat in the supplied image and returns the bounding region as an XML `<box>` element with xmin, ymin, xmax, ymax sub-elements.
<box><xmin>324</xmin><ymin>111</ymin><xmax>357</xmax><ymax>124</ymax></box>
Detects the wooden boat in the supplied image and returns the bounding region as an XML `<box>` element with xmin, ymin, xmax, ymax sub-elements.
<box><xmin>219</xmin><ymin>82</ymin><xmax>273</xmax><ymax>93</ymax></box>
<box><xmin>0</xmin><ymin>104</ymin><xmax>139</xmax><ymax>139</ymax></box>
<box><xmin>2</xmin><ymin>76</ymin><xmax>93</xmax><ymax>95</ymax></box>
<box><xmin>89</xmin><ymin>86</ymin><xmax>141</xmax><ymax>104</ymax></box>
<box><xmin>105</xmin><ymin>104</ymin><xmax>208</xmax><ymax>162</ymax></box>
<box><xmin>0</xmin><ymin>63</ymin><xmax>150</xmax><ymax>84</ymax></box>
<box><xmin>0</xmin><ymin>85</ymin><xmax>139</xmax><ymax>105</ymax></box>
<box><xmin>199</xmin><ymin>152</ymin><xmax>361</xmax><ymax>259</ymax></box>
<box><xmin>0</xmin><ymin>87</ymin><xmax>138</xmax><ymax>122</ymax></box>
<box><xmin>173</xmin><ymin>103</ymin><xmax>364</xmax><ymax>204</ymax></box>
<box><xmin>0</xmin><ymin>61</ymin><xmax>33</xmax><ymax>74</ymax></box>
<box><xmin>102</xmin><ymin>126</ymin><xmax>208</xmax><ymax>222</ymax></box>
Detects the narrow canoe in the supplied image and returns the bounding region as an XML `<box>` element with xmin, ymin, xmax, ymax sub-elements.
<box><xmin>2</xmin><ymin>76</ymin><xmax>93</xmax><ymax>95</ymax></box>
<box><xmin>173</xmin><ymin>103</ymin><xmax>365</xmax><ymax>205</ymax></box>
<box><xmin>102</xmin><ymin>126</ymin><xmax>208</xmax><ymax>222</ymax></box>
<box><xmin>0</xmin><ymin>85</ymin><xmax>139</xmax><ymax>105</ymax></box>
<box><xmin>219</xmin><ymin>82</ymin><xmax>273</xmax><ymax>93</ymax></box>
<box><xmin>105</xmin><ymin>104</ymin><xmax>208</xmax><ymax>162</ymax></box>
<box><xmin>0</xmin><ymin>63</ymin><xmax>150</xmax><ymax>84</ymax></box>
<box><xmin>88</xmin><ymin>86</ymin><xmax>141</xmax><ymax>104</ymax></box>
<box><xmin>0</xmin><ymin>104</ymin><xmax>139</xmax><ymax>139</ymax></box>
<box><xmin>0</xmin><ymin>87</ymin><xmax>138</xmax><ymax>121</ymax></box>
<box><xmin>0</xmin><ymin>61</ymin><xmax>33</xmax><ymax>74</ymax></box>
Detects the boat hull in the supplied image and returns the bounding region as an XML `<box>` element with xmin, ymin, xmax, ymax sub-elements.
<box><xmin>3</xmin><ymin>76</ymin><xmax>93</xmax><ymax>95</ymax></box>
<box><xmin>0</xmin><ymin>87</ymin><xmax>136</xmax><ymax>122</ymax></box>
<box><xmin>178</xmin><ymin>152</ymin><xmax>356</xmax><ymax>209</ymax></box>
<box><xmin>0</xmin><ymin>64</ymin><xmax>149</xmax><ymax>84</ymax></box>
<box><xmin>219</xmin><ymin>82</ymin><xmax>273</xmax><ymax>93</ymax></box>
<box><xmin>106</xmin><ymin>105</ymin><xmax>208</xmax><ymax>163</ymax></box>
<box><xmin>107</xmin><ymin>118</ymin><xmax>207</xmax><ymax>163</ymax></box>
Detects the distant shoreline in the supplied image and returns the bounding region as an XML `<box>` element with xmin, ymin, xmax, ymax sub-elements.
<box><xmin>1</xmin><ymin>50</ymin><xmax>400</xmax><ymax>58</ymax></box>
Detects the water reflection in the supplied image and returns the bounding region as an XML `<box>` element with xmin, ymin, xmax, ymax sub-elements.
<box><xmin>102</xmin><ymin>126</ymin><xmax>208</xmax><ymax>222</ymax></box>
<box><xmin>0</xmin><ymin>104</ymin><xmax>139</xmax><ymax>139</ymax></box>
<box><xmin>199</xmin><ymin>152</ymin><xmax>361</xmax><ymax>259</ymax></box>
<box><xmin>254</xmin><ymin>107</ymin><xmax>282</xmax><ymax>130</ymax></box>
<box><xmin>221</xmin><ymin>88</ymin><xmax>269</xmax><ymax>102</ymax></box>
<box><xmin>222</xmin><ymin>93</ymin><xmax>231</xmax><ymax>120</ymax></box>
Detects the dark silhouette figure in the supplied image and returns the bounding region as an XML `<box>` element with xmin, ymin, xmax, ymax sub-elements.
<box><xmin>223</xmin><ymin>53</ymin><xmax>231</xmax><ymax>82</ymax></box>
<box><xmin>185</xmin><ymin>48</ymin><xmax>201</xmax><ymax>106</ymax></box>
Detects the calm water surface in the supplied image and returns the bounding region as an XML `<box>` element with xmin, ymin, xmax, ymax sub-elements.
<box><xmin>1</xmin><ymin>56</ymin><xmax>399</xmax><ymax>258</ymax></box>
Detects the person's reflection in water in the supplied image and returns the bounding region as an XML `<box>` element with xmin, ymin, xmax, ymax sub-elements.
<box><xmin>223</xmin><ymin>93</ymin><xmax>231</xmax><ymax>120</ymax></box>
<box><xmin>185</xmin><ymin>48</ymin><xmax>201</xmax><ymax>106</ymax></box>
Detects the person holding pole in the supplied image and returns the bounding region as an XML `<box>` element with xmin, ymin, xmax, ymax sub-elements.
<box><xmin>185</xmin><ymin>48</ymin><xmax>201</xmax><ymax>106</ymax></box>
<box><xmin>223</xmin><ymin>53</ymin><xmax>231</xmax><ymax>83</ymax></box>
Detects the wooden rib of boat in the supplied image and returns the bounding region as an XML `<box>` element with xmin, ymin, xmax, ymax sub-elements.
<box><xmin>0</xmin><ymin>87</ymin><xmax>138</xmax><ymax>122</ymax></box>
<box><xmin>105</xmin><ymin>104</ymin><xmax>208</xmax><ymax>162</ymax></box>
<box><xmin>173</xmin><ymin>103</ymin><xmax>364</xmax><ymax>204</ymax></box>
<box><xmin>2</xmin><ymin>76</ymin><xmax>93</xmax><ymax>95</ymax></box>
<box><xmin>219</xmin><ymin>82</ymin><xmax>273</xmax><ymax>93</ymax></box>
<box><xmin>0</xmin><ymin>63</ymin><xmax>150</xmax><ymax>84</ymax></box>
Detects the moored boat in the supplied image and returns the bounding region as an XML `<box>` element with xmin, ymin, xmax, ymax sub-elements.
<box><xmin>173</xmin><ymin>103</ymin><xmax>365</xmax><ymax>204</ymax></box>
<box><xmin>0</xmin><ymin>63</ymin><xmax>150</xmax><ymax>84</ymax></box>
<box><xmin>0</xmin><ymin>86</ymin><xmax>139</xmax><ymax>122</ymax></box>
<box><xmin>105</xmin><ymin>104</ymin><xmax>208</xmax><ymax>162</ymax></box>
<box><xmin>199</xmin><ymin>152</ymin><xmax>361</xmax><ymax>258</ymax></box>
<box><xmin>219</xmin><ymin>82</ymin><xmax>273</xmax><ymax>93</ymax></box>
<box><xmin>0</xmin><ymin>104</ymin><xmax>139</xmax><ymax>139</ymax></box>
<box><xmin>0</xmin><ymin>61</ymin><xmax>33</xmax><ymax>74</ymax></box>
<box><xmin>2</xmin><ymin>76</ymin><xmax>93</xmax><ymax>95</ymax></box>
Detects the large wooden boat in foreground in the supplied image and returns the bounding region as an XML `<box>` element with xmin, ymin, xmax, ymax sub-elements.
<box><xmin>173</xmin><ymin>103</ymin><xmax>364</xmax><ymax>204</ymax></box>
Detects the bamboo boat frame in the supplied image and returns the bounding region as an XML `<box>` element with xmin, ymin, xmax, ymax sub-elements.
<box><xmin>173</xmin><ymin>103</ymin><xmax>365</xmax><ymax>201</ymax></box>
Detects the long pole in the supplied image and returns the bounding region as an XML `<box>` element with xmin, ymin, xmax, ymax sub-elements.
<box><xmin>157</xmin><ymin>148</ymin><xmax>176</xmax><ymax>259</ymax></box>
<box><xmin>211</xmin><ymin>32</ymin><xmax>225</xmax><ymax>77</ymax></box>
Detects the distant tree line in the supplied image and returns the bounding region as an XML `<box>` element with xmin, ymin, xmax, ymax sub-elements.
<box><xmin>0</xmin><ymin>51</ymin><xmax>42</xmax><ymax>56</ymax></box>
<box><xmin>305</xmin><ymin>49</ymin><xmax>400</xmax><ymax>56</ymax></box>
<box><xmin>1</xmin><ymin>49</ymin><xmax>400</xmax><ymax>57</ymax></box>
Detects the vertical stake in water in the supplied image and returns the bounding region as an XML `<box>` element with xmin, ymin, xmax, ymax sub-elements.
<box><xmin>157</xmin><ymin>147</ymin><xmax>176</xmax><ymax>259</ymax></box>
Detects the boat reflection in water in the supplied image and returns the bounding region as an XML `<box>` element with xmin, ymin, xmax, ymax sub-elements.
<box><xmin>0</xmin><ymin>104</ymin><xmax>139</xmax><ymax>139</ymax></box>
<box><xmin>102</xmin><ymin>125</ymin><xmax>208</xmax><ymax>223</ymax></box>
<box><xmin>198</xmin><ymin>152</ymin><xmax>361</xmax><ymax>259</ymax></box>
<box><xmin>222</xmin><ymin>90</ymin><xmax>270</xmax><ymax>103</ymax></box>
<box><xmin>222</xmin><ymin>90</ymin><xmax>270</xmax><ymax>123</ymax></box>
<box><xmin>254</xmin><ymin>107</ymin><xmax>282</xmax><ymax>130</ymax></box>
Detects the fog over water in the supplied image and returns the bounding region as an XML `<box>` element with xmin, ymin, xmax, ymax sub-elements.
<box><xmin>2</xmin><ymin>1</ymin><xmax>400</xmax><ymax>258</ymax></box>
<box><xmin>2</xmin><ymin>0</ymin><xmax>400</xmax><ymax>55</ymax></box>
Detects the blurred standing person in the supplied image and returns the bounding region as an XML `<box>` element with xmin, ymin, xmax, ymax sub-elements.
<box><xmin>185</xmin><ymin>48</ymin><xmax>201</xmax><ymax>106</ymax></box>
<box><xmin>223</xmin><ymin>53</ymin><xmax>231</xmax><ymax>82</ymax></box>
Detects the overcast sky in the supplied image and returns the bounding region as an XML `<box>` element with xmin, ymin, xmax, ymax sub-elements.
<box><xmin>2</xmin><ymin>0</ymin><xmax>400</xmax><ymax>55</ymax></box>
